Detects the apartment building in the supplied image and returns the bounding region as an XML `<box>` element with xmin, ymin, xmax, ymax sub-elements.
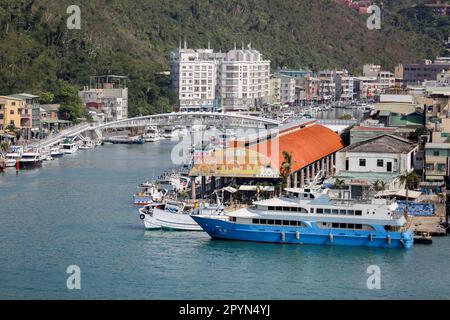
<box><xmin>269</xmin><ymin>77</ymin><xmax>281</xmax><ymax>106</ymax></box>
<box><xmin>278</xmin><ymin>75</ymin><xmax>296</xmax><ymax>105</ymax></box>
<box><xmin>79</xmin><ymin>75</ymin><xmax>128</xmax><ymax>122</ymax></box>
<box><xmin>170</xmin><ymin>44</ymin><xmax>270</xmax><ymax>112</ymax></box>
<box><xmin>397</xmin><ymin>58</ymin><xmax>450</xmax><ymax>86</ymax></box>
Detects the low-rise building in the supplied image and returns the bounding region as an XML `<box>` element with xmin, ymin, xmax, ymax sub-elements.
<box><xmin>79</xmin><ymin>75</ymin><xmax>128</xmax><ymax>122</ymax></box>
<box><xmin>269</xmin><ymin>77</ymin><xmax>281</xmax><ymax>106</ymax></box>
<box><xmin>332</xmin><ymin>135</ymin><xmax>419</xmax><ymax>199</ymax></box>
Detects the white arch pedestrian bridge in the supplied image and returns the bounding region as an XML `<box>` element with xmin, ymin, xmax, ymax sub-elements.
<box><xmin>30</xmin><ymin>112</ymin><xmax>281</xmax><ymax>149</ymax></box>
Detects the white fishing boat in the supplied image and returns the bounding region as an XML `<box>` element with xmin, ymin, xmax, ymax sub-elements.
<box><xmin>162</xmin><ymin>127</ymin><xmax>179</xmax><ymax>139</ymax></box>
<box><xmin>2</xmin><ymin>152</ymin><xmax>22</xmax><ymax>167</ymax></box>
<box><xmin>143</xmin><ymin>126</ymin><xmax>161</xmax><ymax>142</ymax></box>
<box><xmin>50</xmin><ymin>147</ymin><xmax>64</xmax><ymax>158</ymax></box>
<box><xmin>138</xmin><ymin>200</ymin><xmax>225</xmax><ymax>231</ymax></box>
<box><xmin>19</xmin><ymin>152</ymin><xmax>43</xmax><ymax>169</ymax></box>
<box><xmin>59</xmin><ymin>141</ymin><xmax>78</xmax><ymax>154</ymax></box>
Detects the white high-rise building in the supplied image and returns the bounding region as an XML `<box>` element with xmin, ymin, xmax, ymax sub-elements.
<box><xmin>170</xmin><ymin>43</ymin><xmax>270</xmax><ymax>112</ymax></box>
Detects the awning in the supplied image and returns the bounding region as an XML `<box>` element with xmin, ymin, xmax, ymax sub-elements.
<box><xmin>223</xmin><ymin>186</ymin><xmax>238</xmax><ymax>193</ymax></box>
<box><xmin>239</xmin><ymin>185</ymin><xmax>275</xmax><ymax>192</ymax></box>
<box><xmin>375</xmin><ymin>189</ymin><xmax>422</xmax><ymax>199</ymax></box>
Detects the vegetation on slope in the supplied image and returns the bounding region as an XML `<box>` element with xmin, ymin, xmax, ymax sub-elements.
<box><xmin>0</xmin><ymin>0</ymin><xmax>448</xmax><ymax>117</ymax></box>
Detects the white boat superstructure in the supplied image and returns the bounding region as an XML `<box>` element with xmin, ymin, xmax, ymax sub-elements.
<box><xmin>3</xmin><ymin>153</ymin><xmax>21</xmax><ymax>167</ymax></box>
<box><xmin>59</xmin><ymin>141</ymin><xmax>78</xmax><ymax>154</ymax></box>
<box><xmin>143</xmin><ymin>126</ymin><xmax>161</xmax><ymax>142</ymax></box>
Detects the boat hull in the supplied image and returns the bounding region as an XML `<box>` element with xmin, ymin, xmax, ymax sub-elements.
<box><xmin>134</xmin><ymin>194</ymin><xmax>153</xmax><ymax>206</ymax></box>
<box><xmin>139</xmin><ymin>208</ymin><xmax>202</xmax><ymax>231</ymax></box>
<box><xmin>18</xmin><ymin>161</ymin><xmax>43</xmax><ymax>169</ymax></box>
<box><xmin>191</xmin><ymin>216</ymin><xmax>414</xmax><ymax>249</ymax></box>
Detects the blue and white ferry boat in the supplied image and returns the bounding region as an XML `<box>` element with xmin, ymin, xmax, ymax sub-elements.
<box><xmin>191</xmin><ymin>187</ymin><xmax>414</xmax><ymax>249</ymax></box>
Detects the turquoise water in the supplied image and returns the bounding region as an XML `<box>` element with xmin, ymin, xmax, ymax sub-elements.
<box><xmin>0</xmin><ymin>142</ymin><xmax>449</xmax><ymax>300</ymax></box>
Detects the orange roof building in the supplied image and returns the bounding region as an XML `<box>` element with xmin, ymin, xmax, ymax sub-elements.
<box><xmin>190</xmin><ymin>120</ymin><xmax>345</xmax><ymax>187</ymax></box>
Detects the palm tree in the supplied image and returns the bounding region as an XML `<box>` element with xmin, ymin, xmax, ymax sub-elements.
<box><xmin>372</xmin><ymin>179</ymin><xmax>386</xmax><ymax>192</ymax></box>
<box><xmin>333</xmin><ymin>178</ymin><xmax>346</xmax><ymax>190</ymax></box>
<box><xmin>399</xmin><ymin>171</ymin><xmax>420</xmax><ymax>217</ymax></box>
<box><xmin>280</xmin><ymin>151</ymin><xmax>294</xmax><ymax>194</ymax></box>
<box><xmin>1</xmin><ymin>141</ymin><xmax>9</xmax><ymax>155</ymax></box>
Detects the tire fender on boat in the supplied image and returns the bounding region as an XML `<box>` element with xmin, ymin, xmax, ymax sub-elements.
<box><xmin>328</xmin><ymin>233</ymin><xmax>333</xmax><ymax>243</ymax></box>
<box><xmin>139</xmin><ymin>214</ymin><xmax>145</xmax><ymax>220</ymax></box>
<box><xmin>369</xmin><ymin>234</ymin><xmax>374</xmax><ymax>242</ymax></box>
<box><xmin>281</xmin><ymin>231</ymin><xmax>286</xmax><ymax>242</ymax></box>
<box><xmin>386</xmin><ymin>235</ymin><xmax>392</xmax><ymax>245</ymax></box>
<box><xmin>295</xmin><ymin>231</ymin><xmax>300</xmax><ymax>240</ymax></box>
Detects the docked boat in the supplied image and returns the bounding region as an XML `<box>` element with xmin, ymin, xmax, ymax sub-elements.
<box><xmin>162</xmin><ymin>127</ymin><xmax>179</xmax><ymax>139</ymax></box>
<box><xmin>19</xmin><ymin>152</ymin><xmax>43</xmax><ymax>169</ymax></box>
<box><xmin>133</xmin><ymin>183</ymin><xmax>166</xmax><ymax>205</ymax></box>
<box><xmin>59</xmin><ymin>141</ymin><xmax>78</xmax><ymax>154</ymax></box>
<box><xmin>2</xmin><ymin>152</ymin><xmax>22</xmax><ymax>167</ymax></box>
<box><xmin>139</xmin><ymin>200</ymin><xmax>225</xmax><ymax>231</ymax></box>
<box><xmin>191</xmin><ymin>187</ymin><xmax>414</xmax><ymax>249</ymax></box>
<box><xmin>50</xmin><ymin>147</ymin><xmax>64</xmax><ymax>158</ymax></box>
<box><xmin>108</xmin><ymin>135</ymin><xmax>145</xmax><ymax>144</ymax></box>
<box><xmin>143</xmin><ymin>126</ymin><xmax>161</xmax><ymax>142</ymax></box>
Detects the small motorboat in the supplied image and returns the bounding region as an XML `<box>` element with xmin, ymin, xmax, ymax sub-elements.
<box><xmin>19</xmin><ymin>152</ymin><xmax>43</xmax><ymax>169</ymax></box>
<box><xmin>50</xmin><ymin>147</ymin><xmax>64</xmax><ymax>158</ymax></box>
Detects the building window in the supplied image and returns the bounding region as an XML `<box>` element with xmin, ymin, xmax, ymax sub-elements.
<box><xmin>10</xmin><ymin>110</ymin><xmax>14</xmax><ymax>115</ymax></box>
<box><xmin>377</xmin><ymin>159</ymin><xmax>384</xmax><ymax>167</ymax></box>
<box><xmin>359</xmin><ymin>159</ymin><xmax>366</xmax><ymax>167</ymax></box>
<box><xmin>433</xmin><ymin>151</ymin><xmax>440</xmax><ymax>156</ymax></box>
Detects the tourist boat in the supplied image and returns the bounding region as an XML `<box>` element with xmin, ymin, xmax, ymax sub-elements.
<box><xmin>143</xmin><ymin>126</ymin><xmax>161</xmax><ymax>142</ymax></box>
<box><xmin>50</xmin><ymin>147</ymin><xmax>64</xmax><ymax>158</ymax></box>
<box><xmin>79</xmin><ymin>140</ymin><xmax>94</xmax><ymax>150</ymax></box>
<box><xmin>108</xmin><ymin>135</ymin><xmax>145</xmax><ymax>144</ymax></box>
<box><xmin>139</xmin><ymin>200</ymin><xmax>225</xmax><ymax>231</ymax></box>
<box><xmin>59</xmin><ymin>141</ymin><xmax>78</xmax><ymax>154</ymax></box>
<box><xmin>191</xmin><ymin>187</ymin><xmax>414</xmax><ymax>249</ymax></box>
<box><xmin>19</xmin><ymin>152</ymin><xmax>43</xmax><ymax>169</ymax></box>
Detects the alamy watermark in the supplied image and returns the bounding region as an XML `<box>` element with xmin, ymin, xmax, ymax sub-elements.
<box><xmin>366</xmin><ymin>265</ymin><xmax>381</xmax><ymax>290</ymax></box>
<box><xmin>67</xmin><ymin>5</ymin><xmax>81</xmax><ymax>30</ymax></box>
<box><xmin>367</xmin><ymin>5</ymin><xmax>381</xmax><ymax>30</ymax></box>
<box><xmin>66</xmin><ymin>265</ymin><xmax>81</xmax><ymax>290</ymax></box>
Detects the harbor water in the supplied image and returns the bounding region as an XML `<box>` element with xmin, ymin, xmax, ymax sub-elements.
<box><xmin>1</xmin><ymin>141</ymin><xmax>450</xmax><ymax>299</ymax></box>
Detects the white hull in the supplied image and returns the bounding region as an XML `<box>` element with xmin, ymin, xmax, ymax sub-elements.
<box><xmin>144</xmin><ymin>136</ymin><xmax>161</xmax><ymax>142</ymax></box>
<box><xmin>60</xmin><ymin>147</ymin><xmax>78</xmax><ymax>154</ymax></box>
<box><xmin>139</xmin><ymin>208</ymin><xmax>202</xmax><ymax>231</ymax></box>
<box><xmin>4</xmin><ymin>159</ymin><xmax>18</xmax><ymax>167</ymax></box>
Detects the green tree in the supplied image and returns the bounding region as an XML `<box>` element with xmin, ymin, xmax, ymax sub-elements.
<box><xmin>280</xmin><ymin>150</ymin><xmax>294</xmax><ymax>193</ymax></box>
<box><xmin>333</xmin><ymin>178</ymin><xmax>346</xmax><ymax>190</ymax></box>
<box><xmin>399</xmin><ymin>171</ymin><xmax>420</xmax><ymax>216</ymax></box>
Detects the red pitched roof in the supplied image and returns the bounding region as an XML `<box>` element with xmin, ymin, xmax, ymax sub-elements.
<box><xmin>268</xmin><ymin>124</ymin><xmax>345</xmax><ymax>172</ymax></box>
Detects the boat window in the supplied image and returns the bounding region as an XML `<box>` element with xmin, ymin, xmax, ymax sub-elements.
<box><xmin>267</xmin><ymin>219</ymin><xmax>275</xmax><ymax>225</ymax></box>
<box><xmin>332</xmin><ymin>209</ymin><xmax>339</xmax><ymax>214</ymax></box>
<box><xmin>317</xmin><ymin>208</ymin><xmax>324</xmax><ymax>214</ymax></box>
<box><xmin>355</xmin><ymin>224</ymin><xmax>363</xmax><ymax>229</ymax></box>
<box><xmin>309</xmin><ymin>208</ymin><xmax>314</xmax><ymax>213</ymax></box>
<box><xmin>355</xmin><ymin>210</ymin><xmax>362</xmax><ymax>216</ymax></box>
<box><xmin>339</xmin><ymin>210</ymin><xmax>346</xmax><ymax>215</ymax></box>
<box><xmin>275</xmin><ymin>220</ymin><xmax>282</xmax><ymax>225</ymax></box>
<box><xmin>332</xmin><ymin>223</ymin><xmax>339</xmax><ymax>228</ymax></box>
<box><xmin>289</xmin><ymin>221</ymin><xmax>297</xmax><ymax>226</ymax></box>
<box><xmin>339</xmin><ymin>223</ymin><xmax>347</xmax><ymax>228</ymax></box>
<box><xmin>268</xmin><ymin>206</ymin><xmax>275</xmax><ymax>211</ymax></box>
<box><xmin>348</xmin><ymin>224</ymin><xmax>355</xmax><ymax>229</ymax></box>
<box><xmin>275</xmin><ymin>206</ymin><xmax>282</xmax><ymax>211</ymax></box>
<box><xmin>252</xmin><ymin>219</ymin><xmax>260</xmax><ymax>224</ymax></box>
<box><xmin>347</xmin><ymin>210</ymin><xmax>355</xmax><ymax>215</ymax></box>
<box><xmin>309</xmin><ymin>194</ymin><xmax>314</xmax><ymax>199</ymax></box>
<box><xmin>282</xmin><ymin>220</ymin><xmax>290</xmax><ymax>226</ymax></box>
<box><xmin>324</xmin><ymin>209</ymin><xmax>331</xmax><ymax>214</ymax></box>
<box><xmin>230</xmin><ymin>217</ymin><xmax>236</xmax><ymax>222</ymax></box>
<box><xmin>260</xmin><ymin>219</ymin><xmax>267</xmax><ymax>224</ymax></box>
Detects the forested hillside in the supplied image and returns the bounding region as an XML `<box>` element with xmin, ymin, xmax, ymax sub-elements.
<box><xmin>0</xmin><ymin>0</ymin><xmax>448</xmax><ymax>116</ymax></box>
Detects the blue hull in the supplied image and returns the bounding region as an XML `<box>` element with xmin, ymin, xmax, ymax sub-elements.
<box><xmin>191</xmin><ymin>216</ymin><xmax>414</xmax><ymax>249</ymax></box>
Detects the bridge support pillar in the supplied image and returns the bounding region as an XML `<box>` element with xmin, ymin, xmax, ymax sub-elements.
<box><xmin>191</xmin><ymin>176</ymin><xmax>196</xmax><ymax>200</ymax></box>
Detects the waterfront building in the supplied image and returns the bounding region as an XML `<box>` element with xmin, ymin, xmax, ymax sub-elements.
<box><xmin>336</xmin><ymin>75</ymin><xmax>356</xmax><ymax>101</ymax></box>
<box><xmin>189</xmin><ymin>120</ymin><xmax>345</xmax><ymax>199</ymax></box>
<box><xmin>170</xmin><ymin>43</ymin><xmax>270</xmax><ymax>112</ymax></box>
<box><xmin>317</xmin><ymin>70</ymin><xmax>337</xmax><ymax>103</ymax></box>
<box><xmin>1</xmin><ymin>93</ymin><xmax>39</xmax><ymax>140</ymax></box>
<box><xmin>79</xmin><ymin>75</ymin><xmax>128</xmax><ymax>122</ymax></box>
<box><xmin>40</xmin><ymin>104</ymin><xmax>71</xmax><ymax>132</ymax></box>
<box><xmin>0</xmin><ymin>96</ymin><xmax>23</xmax><ymax>132</ymax></box>
<box><xmin>332</xmin><ymin>135</ymin><xmax>419</xmax><ymax>199</ymax></box>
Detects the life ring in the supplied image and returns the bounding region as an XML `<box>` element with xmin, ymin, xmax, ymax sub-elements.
<box><xmin>140</xmin><ymin>214</ymin><xmax>145</xmax><ymax>220</ymax></box>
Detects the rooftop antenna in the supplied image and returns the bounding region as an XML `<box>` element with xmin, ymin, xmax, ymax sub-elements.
<box><xmin>208</xmin><ymin>40</ymin><xmax>211</xmax><ymax>50</ymax></box>
<box><xmin>248</xmin><ymin>42</ymin><xmax>251</xmax><ymax>49</ymax></box>
<box><xmin>234</xmin><ymin>42</ymin><xmax>237</xmax><ymax>50</ymax></box>
<box><xmin>184</xmin><ymin>37</ymin><xmax>187</xmax><ymax>49</ymax></box>
<box><xmin>179</xmin><ymin>39</ymin><xmax>182</xmax><ymax>50</ymax></box>
<box><xmin>242</xmin><ymin>41</ymin><xmax>244</xmax><ymax>50</ymax></box>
